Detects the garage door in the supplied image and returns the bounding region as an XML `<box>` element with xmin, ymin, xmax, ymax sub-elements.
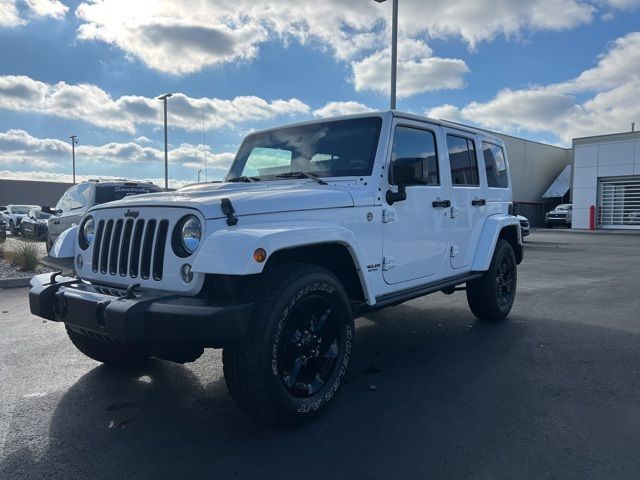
<box><xmin>598</xmin><ymin>177</ymin><xmax>640</xmax><ymax>229</ymax></box>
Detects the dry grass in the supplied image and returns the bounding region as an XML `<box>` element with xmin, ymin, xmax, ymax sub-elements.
<box><xmin>3</xmin><ymin>240</ymin><xmax>41</xmax><ymax>271</ymax></box>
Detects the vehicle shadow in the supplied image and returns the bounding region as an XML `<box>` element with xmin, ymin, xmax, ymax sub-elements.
<box><xmin>2</xmin><ymin>301</ymin><xmax>640</xmax><ymax>479</ymax></box>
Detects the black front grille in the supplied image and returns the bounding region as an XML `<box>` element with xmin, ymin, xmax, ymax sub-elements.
<box><xmin>92</xmin><ymin>217</ymin><xmax>169</xmax><ymax>281</ymax></box>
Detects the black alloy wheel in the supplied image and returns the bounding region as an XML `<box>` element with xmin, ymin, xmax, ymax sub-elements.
<box><xmin>277</xmin><ymin>296</ymin><xmax>342</xmax><ymax>398</ymax></box>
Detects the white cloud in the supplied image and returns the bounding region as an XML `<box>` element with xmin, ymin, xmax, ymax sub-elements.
<box><xmin>312</xmin><ymin>101</ymin><xmax>373</xmax><ymax>118</ymax></box>
<box><xmin>0</xmin><ymin>129</ymin><xmax>236</xmax><ymax>181</ymax></box>
<box><xmin>426</xmin><ymin>32</ymin><xmax>640</xmax><ymax>144</ymax></box>
<box><xmin>0</xmin><ymin>0</ymin><xmax>68</xmax><ymax>27</ymax></box>
<box><xmin>72</xmin><ymin>0</ymin><xmax>622</xmax><ymax>78</ymax></box>
<box><xmin>0</xmin><ymin>75</ymin><xmax>310</xmax><ymax>134</ymax></box>
<box><xmin>24</xmin><ymin>0</ymin><xmax>68</xmax><ymax>19</ymax></box>
<box><xmin>351</xmin><ymin>39</ymin><xmax>469</xmax><ymax>98</ymax></box>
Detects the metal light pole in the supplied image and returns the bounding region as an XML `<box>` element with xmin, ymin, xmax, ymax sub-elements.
<box><xmin>158</xmin><ymin>93</ymin><xmax>173</xmax><ymax>190</ymax></box>
<box><xmin>374</xmin><ymin>0</ymin><xmax>398</xmax><ymax>109</ymax></box>
<box><xmin>69</xmin><ymin>135</ymin><xmax>79</xmax><ymax>184</ymax></box>
<box><xmin>197</xmin><ymin>169</ymin><xmax>202</xmax><ymax>183</ymax></box>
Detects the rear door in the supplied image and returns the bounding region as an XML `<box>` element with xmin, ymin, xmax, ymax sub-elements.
<box><xmin>444</xmin><ymin>129</ymin><xmax>487</xmax><ymax>270</ymax></box>
<box><xmin>382</xmin><ymin>119</ymin><xmax>451</xmax><ymax>284</ymax></box>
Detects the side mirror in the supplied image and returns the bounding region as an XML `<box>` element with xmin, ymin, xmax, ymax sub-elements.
<box><xmin>386</xmin><ymin>157</ymin><xmax>423</xmax><ymax>205</ymax></box>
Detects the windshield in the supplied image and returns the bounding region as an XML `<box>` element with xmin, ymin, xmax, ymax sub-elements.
<box><xmin>95</xmin><ymin>184</ymin><xmax>162</xmax><ymax>204</ymax></box>
<box><xmin>227</xmin><ymin>117</ymin><xmax>383</xmax><ymax>181</ymax></box>
<box><xmin>11</xmin><ymin>206</ymin><xmax>31</xmax><ymax>214</ymax></box>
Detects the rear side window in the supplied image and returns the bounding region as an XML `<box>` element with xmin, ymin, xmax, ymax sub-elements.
<box><xmin>392</xmin><ymin>126</ymin><xmax>439</xmax><ymax>185</ymax></box>
<box><xmin>482</xmin><ymin>142</ymin><xmax>509</xmax><ymax>188</ymax></box>
<box><xmin>447</xmin><ymin>135</ymin><xmax>479</xmax><ymax>186</ymax></box>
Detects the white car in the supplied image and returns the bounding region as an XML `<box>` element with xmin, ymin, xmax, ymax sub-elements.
<box><xmin>43</xmin><ymin>180</ymin><xmax>163</xmax><ymax>252</ymax></box>
<box><xmin>4</xmin><ymin>204</ymin><xmax>38</xmax><ymax>235</ymax></box>
<box><xmin>29</xmin><ymin>111</ymin><xmax>523</xmax><ymax>426</ymax></box>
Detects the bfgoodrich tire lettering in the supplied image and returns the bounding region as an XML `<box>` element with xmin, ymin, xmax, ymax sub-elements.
<box><xmin>223</xmin><ymin>263</ymin><xmax>354</xmax><ymax>426</ymax></box>
<box><xmin>466</xmin><ymin>239</ymin><xmax>517</xmax><ymax>321</ymax></box>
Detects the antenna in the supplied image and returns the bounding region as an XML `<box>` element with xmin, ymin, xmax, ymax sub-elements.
<box><xmin>202</xmin><ymin>106</ymin><xmax>208</xmax><ymax>181</ymax></box>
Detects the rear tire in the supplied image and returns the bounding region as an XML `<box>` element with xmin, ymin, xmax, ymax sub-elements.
<box><xmin>467</xmin><ymin>239</ymin><xmax>517</xmax><ymax>321</ymax></box>
<box><xmin>223</xmin><ymin>263</ymin><xmax>354</xmax><ymax>426</ymax></box>
<box><xmin>66</xmin><ymin>326</ymin><xmax>148</xmax><ymax>365</ymax></box>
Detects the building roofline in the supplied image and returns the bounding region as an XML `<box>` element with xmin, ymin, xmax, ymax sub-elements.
<box><xmin>573</xmin><ymin>130</ymin><xmax>640</xmax><ymax>145</ymax></box>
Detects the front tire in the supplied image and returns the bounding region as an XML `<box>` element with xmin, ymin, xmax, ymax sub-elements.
<box><xmin>66</xmin><ymin>326</ymin><xmax>148</xmax><ymax>365</ymax></box>
<box><xmin>223</xmin><ymin>263</ymin><xmax>354</xmax><ymax>426</ymax></box>
<box><xmin>467</xmin><ymin>239</ymin><xmax>517</xmax><ymax>321</ymax></box>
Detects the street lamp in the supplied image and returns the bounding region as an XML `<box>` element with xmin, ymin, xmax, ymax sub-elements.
<box><xmin>157</xmin><ymin>93</ymin><xmax>173</xmax><ymax>190</ymax></box>
<box><xmin>69</xmin><ymin>135</ymin><xmax>79</xmax><ymax>184</ymax></box>
<box><xmin>197</xmin><ymin>169</ymin><xmax>202</xmax><ymax>183</ymax></box>
<box><xmin>374</xmin><ymin>0</ymin><xmax>398</xmax><ymax>110</ymax></box>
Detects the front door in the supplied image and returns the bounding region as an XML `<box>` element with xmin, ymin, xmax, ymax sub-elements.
<box><xmin>382</xmin><ymin>121</ymin><xmax>451</xmax><ymax>285</ymax></box>
<box><xmin>444</xmin><ymin>129</ymin><xmax>487</xmax><ymax>269</ymax></box>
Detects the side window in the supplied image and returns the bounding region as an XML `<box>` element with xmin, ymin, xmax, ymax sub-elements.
<box><xmin>447</xmin><ymin>134</ymin><xmax>479</xmax><ymax>186</ymax></box>
<box><xmin>392</xmin><ymin>126</ymin><xmax>439</xmax><ymax>185</ymax></box>
<box><xmin>482</xmin><ymin>142</ymin><xmax>509</xmax><ymax>188</ymax></box>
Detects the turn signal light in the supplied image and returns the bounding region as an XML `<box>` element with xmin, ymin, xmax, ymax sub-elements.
<box><xmin>253</xmin><ymin>248</ymin><xmax>267</xmax><ymax>263</ymax></box>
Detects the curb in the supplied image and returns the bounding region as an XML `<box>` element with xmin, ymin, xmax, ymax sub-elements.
<box><xmin>0</xmin><ymin>276</ymin><xmax>32</xmax><ymax>289</ymax></box>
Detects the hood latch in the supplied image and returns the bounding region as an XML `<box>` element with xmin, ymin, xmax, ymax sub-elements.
<box><xmin>221</xmin><ymin>198</ymin><xmax>238</xmax><ymax>226</ymax></box>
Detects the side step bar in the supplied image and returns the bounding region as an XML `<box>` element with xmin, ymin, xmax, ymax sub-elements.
<box><xmin>355</xmin><ymin>272</ymin><xmax>483</xmax><ymax>317</ymax></box>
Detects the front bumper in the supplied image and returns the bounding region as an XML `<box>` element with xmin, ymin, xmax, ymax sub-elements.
<box><xmin>545</xmin><ymin>216</ymin><xmax>568</xmax><ymax>225</ymax></box>
<box><xmin>29</xmin><ymin>273</ymin><xmax>252</xmax><ymax>347</ymax></box>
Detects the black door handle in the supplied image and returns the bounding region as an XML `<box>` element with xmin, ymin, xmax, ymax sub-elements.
<box><xmin>432</xmin><ymin>199</ymin><xmax>451</xmax><ymax>208</ymax></box>
<box><xmin>472</xmin><ymin>199</ymin><xmax>486</xmax><ymax>206</ymax></box>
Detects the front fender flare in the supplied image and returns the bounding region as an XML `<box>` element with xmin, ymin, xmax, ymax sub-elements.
<box><xmin>471</xmin><ymin>215</ymin><xmax>522</xmax><ymax>271</ymax></box>
<box><xmin>50</xmin><ymin>226</ymin><xmax>77</xmax><ymax>259</ymax></box>
<box><xmin>192</xmin><ymin>222</ymin><xmax>374</xmax><ymax>304</ymax></box>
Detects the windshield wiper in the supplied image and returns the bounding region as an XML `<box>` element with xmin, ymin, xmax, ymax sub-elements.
<box><xmin>275</xmin><ymin>172</ymin><xmax>328</xmax><ymax>185</ymax></box>
<box><xmin>227</xmin><ymin>176</ymin><xmax>260</xmax><ymax>183</ymax></box>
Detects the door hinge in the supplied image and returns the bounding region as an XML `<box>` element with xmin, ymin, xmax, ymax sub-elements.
<box><xmin>382</xmin><ymin>208</ymin><xmax>396</xmax><ymax>223</ymax></box>
<box><xmin>450</xmin><ymin>245</ymin><xmax>459</xmax><ymax>257</ymax></box>
<box><xmin>382</xmin><ymin>256</ymin><xmax>397</xmax><ymax>271</ymax></box>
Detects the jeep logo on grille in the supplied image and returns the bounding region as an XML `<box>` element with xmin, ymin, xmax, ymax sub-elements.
<box><xmin>124</xmin><ymin>209</ymin><xmax>139</xmax><ymax>218</ymax></box>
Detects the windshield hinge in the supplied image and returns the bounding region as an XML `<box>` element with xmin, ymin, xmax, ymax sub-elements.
<box><xmin>221</xmin><ymin>198</ymin><xmax>238</xmax><ymax>226</ymax></box>
<box><xmin>382</xmin><ymin>256</ymin><xmax>397</xmax><ymax>271</ymax></box>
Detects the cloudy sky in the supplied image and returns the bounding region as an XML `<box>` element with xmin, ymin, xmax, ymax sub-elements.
<box><xmin>1</xmin><ymin>0</ymin><xmax>639</xmax><ymax>187</ymax></box>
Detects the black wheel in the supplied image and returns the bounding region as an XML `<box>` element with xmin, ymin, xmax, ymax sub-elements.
<box><xmin>467</xmin><ymin>239</ymin><xmax>517</xmax><ymax>321</ymax></box>
<box><xmin>9</xmin><ymin>220</ymin><xmax>17</xmax><ymax>235</ymax></box>
<box><xmin>66</xmin><ymin>326</ymin><xmax>148</xmax><ymax>365</ymax></box>
<box><xmin>223</xmin><ymin>263</ymin><xmax>354</xmax><ymax>426</ymax></box>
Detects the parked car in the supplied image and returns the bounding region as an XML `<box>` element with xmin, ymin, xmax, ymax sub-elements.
<box><xmin>517</xmin><ymin>215</ymin><xmax>530</xmax><ymax>237</ymax></box>
<box><xmin>30</xmin><ymin>111</ymin><xmax>524</xmax><ymax>426</ymax></box>
<box><xmin>19</xmin><ymin>207</ymin><xmax>52</xmax><ymax>241</ymax></box>
<box><xmin>545</xmin><ymin>203</ymin><xmax>572</xmax><ymax>228</ymax></box>
<box><xmin>4</xmin><ymin>204</ymin><xmax>38</xmax><ymax>235</ymax></box>
<box><xmin>43</xmin><ymin>180</ymin><xmax>163</xmax><ymax>252</ymax></box>
<box><xmin>0</xmin><ymin>216</ymin><xmax>6</xmax><ymax>243</ymax></box>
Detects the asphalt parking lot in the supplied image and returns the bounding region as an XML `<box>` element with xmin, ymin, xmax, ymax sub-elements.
<box><xmin>1</xmin><ymin>229</ymin><xmax>639</xmax><ymax>480</ymax></box>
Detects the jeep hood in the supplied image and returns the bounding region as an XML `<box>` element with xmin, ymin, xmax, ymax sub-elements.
<box><xmin>91</xmin><ymin>182</ymin><xmax>360</xmax><ymax>219</ymax></box>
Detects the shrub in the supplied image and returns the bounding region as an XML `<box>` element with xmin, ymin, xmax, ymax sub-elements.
<box><xmin>5</xmin><ymin>240</ymin><xmax>41</xmax><ymax>272</ymax></box>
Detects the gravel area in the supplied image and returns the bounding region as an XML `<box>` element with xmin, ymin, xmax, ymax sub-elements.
<box><xmin>0</xmin><ymin>234</ymin><xmax>52</xmax><ymax>279</ymax></box>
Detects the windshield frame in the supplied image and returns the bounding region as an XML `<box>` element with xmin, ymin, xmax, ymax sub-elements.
<box><xmin>226</xmin><ymin>116</ymin><xmax>383</xmax><ymax>182</ymax></box>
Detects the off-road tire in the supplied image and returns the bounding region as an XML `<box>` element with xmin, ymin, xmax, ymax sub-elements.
<box><xmin>66</xmin><ymin>326</ymin><xmax>148</xmax><ymax>365</ymax></box>
<box><xmin>467</xmin><ymin>239</ymin><xmax>517</xmax><ymax>321</ymax></box>
<box><xmin>223</xmin><ymin>263</ymin><xmax>354</xmax><ymax>426</ymax></box>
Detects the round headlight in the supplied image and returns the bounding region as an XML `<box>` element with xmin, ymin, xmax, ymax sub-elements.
<box><xmin>180</xmin><ymin>216</ymin><xmax>201</xmax><ymax>254</ymax></box>
<box><xmin>79</xmin><ymin>216</ymin><xmax>94</xmax><ymax>250</ymax></box>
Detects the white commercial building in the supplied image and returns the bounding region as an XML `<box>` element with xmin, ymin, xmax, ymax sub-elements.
<box><xmin>572</xmin><ymin>131</ymin><xmax>640</xmax><ymax>230</ymax></box>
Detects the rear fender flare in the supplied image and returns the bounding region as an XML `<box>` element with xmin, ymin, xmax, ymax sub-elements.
<box><xmin>471</xmin><ymin>215</ymin><xmax>522</xmax><ymax>271</ymax></box>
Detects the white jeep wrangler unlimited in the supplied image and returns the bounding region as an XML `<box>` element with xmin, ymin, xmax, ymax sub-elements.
<box><xmin>29</xmin><ymin>111</ymin><xmax>522</xmax><ymax>426</ymax></box>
